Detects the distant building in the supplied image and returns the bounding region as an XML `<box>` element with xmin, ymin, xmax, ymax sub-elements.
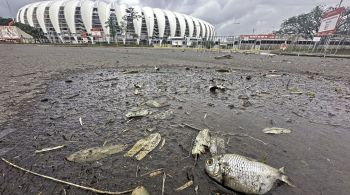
<box><xmin>16</xmin><ymin>0</ymin><xmax>216</xmax><ymax>45</ymax></box>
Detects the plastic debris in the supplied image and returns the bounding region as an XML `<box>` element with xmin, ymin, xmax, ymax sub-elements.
<box><xmin>126</xmin><ymin>110</ymin><xmax>149</xmax><ymax>119</ymax></box>
<box><xmin>263</xmin><ymin>127</ymin><xmax>292</xmax><ymax>135</ymax></box>
<box><xmin>289</xmin><ymin>87</ymin><xmax>303</xmax><ymax>95</ymax></box>
<box><xmin>35</xmin><ymin>145</ymin><xmax>65</xmax><ymax>154</ymax></box>
<box><xmin>131</xmin><ymin>186</ymin><xmax>149</xmax><ymax>195</ymax></box>
<box><xmin>145</xmin><ymin>100</ymin><xmax>161</xmax><ymax>108</ymax></box>
<box><xmin>66</xmin><ymin>144</ymin><xmax>128</xmax><ymax>163</ymax></box>
<box><xmin>79</xmin><ymin>117</ymin><xmax>83</xmax><ymax>126</ymax></box>
<box><xmin>125</xmin><ymin>133</ymin><xmax>162</xmax><ymax>161</ymax></box>
<box><xmin>192</xmin><ymin>129</ymin><xmax>211</xmax><ymax>156</ymax></box>
<box><xmin>153</xmin><ymin>110</ymin><xmax>173</xmax><ymax>120</ymax></box>
<box><xmin>175</xmin><ymin>180</ymin><xmax>194</xmax><ymax>191</ymax></box>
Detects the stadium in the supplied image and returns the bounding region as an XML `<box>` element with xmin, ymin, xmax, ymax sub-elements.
<box><xmin>16</xmin><ymin>0</ymin><xmax>216</xmax><ymax>45</ymax></box>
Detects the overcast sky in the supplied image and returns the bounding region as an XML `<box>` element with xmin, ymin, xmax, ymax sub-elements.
<box><xmin>1</xmin><ymin>0</ymin><xmax>348</xmax><ymax>35</ymax></box>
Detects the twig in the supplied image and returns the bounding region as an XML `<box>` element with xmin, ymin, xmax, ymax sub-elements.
<box><xmin>140</xmin><ymin>168</ymin><xmax>164</xmax><ymax>177</ymax></box>
<box><xmin>182</xmin><ymin>123</ymin><xmax>201</xmax><ymax>132</ymax></box>
<box><xmin>35</xmin><ymin>145</ymin><xmax>65</xmax><ymax>154</ymax></box>
<box><xmin>161</xmin><ymin>172</ymin><xmax>166</xmax><ymax>195</ymax></box>
<box><xmin>225</xmin><ymin>133</ymin><xmax>268</xmax><ymax>145</ymax></box>
<box><xmin>1</xmin><ymin>158</ymin><xmax>133</xmax><ymax>195</ymax></box>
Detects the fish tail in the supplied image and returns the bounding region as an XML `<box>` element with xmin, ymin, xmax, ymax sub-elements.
<box><xmin>280</xmin><ymin>175</ymin><xmax>296</xmax><ymax>188</ymax></box>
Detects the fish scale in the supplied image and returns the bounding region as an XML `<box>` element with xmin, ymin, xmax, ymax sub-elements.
<box><xmin>205</xmin><ymin>154</ymin><xmax>294</xmax><ymax>195</ymax></box>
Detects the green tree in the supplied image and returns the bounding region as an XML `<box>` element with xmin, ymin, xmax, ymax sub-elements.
<box><xmin>14</xmin><ymin>22</ymin><xmax>45</xmax><ymax>42</ymax></box>
<box><xmin>105</xmin><ymin>14</ymin><xmax>118</xmax><ymax>43</ymax></box>
<box><xmin>277</xmin><ymin>6</ymin><xmax>323</xmax><ymax>38</ymax></box>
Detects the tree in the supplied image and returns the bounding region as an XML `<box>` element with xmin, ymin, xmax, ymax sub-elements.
<box><xmin>105</xmin><ymin>14</ymin><xmax>118</xmax><ymax>43</ymax></box>
<box><xmin>122</xmin><ymin>7</ymin><xmax>142</xmax><ymax>44</ymax></box>
<box><xmin>14</xmin><ymin>22</ymin><xmax>46</xmax><ymax>42</ymax></box>
<box><xmin>277</xmin><ymin>6</ymin><xmax>323</xmax><ymax>39</ymax></box>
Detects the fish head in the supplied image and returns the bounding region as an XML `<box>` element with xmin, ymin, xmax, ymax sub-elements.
<box><xmin>205</xmin><ymin>156</ymin><xmax>223</xmax><ymax>183</ymax></box>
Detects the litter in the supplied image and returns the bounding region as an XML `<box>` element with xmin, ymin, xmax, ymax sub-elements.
<box><xmin>2</xmin><ymin>158</ymin><xmax>133</xmax><ymax>194</ymax></box>
<box><xmin>153</xmin><ymin>110</ymin><xmax>173</xmax><ymax>120</ymax></box>
<box><xmin>66</xmin><ymin>144</ymin><xmax>128</xmax><ymax>163</ymax></box>
<box><xmin>159</xmin><ymin>138</ymin><xmax>166</xmax><ymax>150</ymax></box>
<box><xmin>145</xmin><ymin>100</ymin><xmax>161</xmax><ymax>108</ymax></box>
<box><xmin>216</xmin><ymin>69</ymin><xmax>230</xmax><ymax>73</ymax></box>
<box><xmin>79</xmin><ymin>117</ymin><xmax>83</xmax><ymax>126</ymax></box>
<box><xmin>205</xmin><ymin>154</ymin><xmax>295</xmax><ymax>195</ymax></box>
<box><xmin>175</xmin><ymin>180</ymin><xmax>194</xmax><ymax>191</ymax></box>
<box><xmin>35</xmin><ymin>145</ymin><xmax>65</xmax><ymax>154</ymax></box>
<box><xmin>209</xmin><ymin>85</ymin><xmax>226</xmax><ymax>93</ymax></box>
<box><xmin>263</xmin><ymin>127</ymin><xmax>292</xmax><ymax>135</ymax></box>
<box><xmin>125</xmin><ymin>133</ymin><xmax>162</xmax><ymax>161</ymax></box>
<box><xmin>131</xmin><ymin>186</ymin><xmax>149</xmax><ymax>195</ymax></box>
<box><xmin>192</xmin><ymin>129</ymin><xmax>211</xmax><ymax>156</ymax></box>
<box><xmin>126</xmin><ymin>110</ymin><xmax>149</xmax><ymax>119</ymax></box>
<box><xmin>214</xmin><ymin>54</ymin><xmax>232</xmax><ymax>59</ymax></box>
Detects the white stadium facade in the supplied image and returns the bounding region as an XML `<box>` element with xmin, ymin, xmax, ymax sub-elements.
<box><xmin>16</xmin><ymin>0</ymin><xmax>216</xmax><ymax>45</ymax></box>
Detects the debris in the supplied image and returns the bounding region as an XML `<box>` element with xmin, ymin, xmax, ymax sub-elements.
<box><xmin>242</xmin><ymin>100</ymin><xmax>253</xmax><ymax>107</ymax></box>
<box><xmin>306</xmin><ymin>91</ymin><xmax>316</xmax><ymax>98</ymax></box>
<box><xmin>35</xmin><ymin>145</ymin><xmax>65</xmax><ymax>154</ymax></box>
<box><xmin>154</xmin><ymin>66</ymin><xmax>160</xmax><ymax>71</ymax></box>
<box><xmin>153</xmin><ymin>110</ymin><xmax>173</xmax><ymax>120</ymax></box>
<box><xmin>145</xmin><ymin>100</ymin><xmax>161</xmax><ymax>108</ymax></box>
<box><xmin>214</xmin><ymin>54</ymin><xmax>232</xmax><ymax>59</ymax></box>
<box><xmin>205</xmin><ymin>154</ymin><xmax>295</xmax><ymax>195</ymax></box>
<box><xmin>228</xmin><ymin>104</ymin><xmax>235</xmax><ymax>109</ymax></box>
<box><xmin>194</xmin><ymin>185</ymin><xmax>199</xmax><ymax>194</ymax></box>
<box><xmin>263</xmin><ymin>127</ymin><xmax>292</xmax><ymax>135</ymax></box>
<box><xmin>124</xmin><ymin>70</ymin><xmax>139</xmax><ymax>74</ymax></box>
<box><xmin>134</xmin><ymin>89</ymin><xmax>140</xmax><ymax>95</ymax></box>
<box><xmin>1</xmin><ymin>158</ymin><xmax>134</xmax><ymax>194</ymax></box>
<box><xmin>65</xmin><ymin>80</ymin><xmax>73</xmax><ymax>83</ymax></box>
<box><xmin>265</xmin><ymin>74</ymin><xmax>282</xmax><ymax>78</ymax></box>
<box><xmin>140</xmin><ymin>168</ymin><xmax>164</xmax><ymax>177</ymax></box>
<box><xmin>238</xmin><ymin>94</ymin><xmax>249</xmax><ymax>100</ymax></box>
<box><xmin>131</xmin><ymin>186</ymin><xmax>149</xmax><ymax>195</ymax></box>
<box><xmin>176</xmin><ymin>180</ymin><xmax>194</xmax><ymax>191</ymax></box>
<box><xmin>289</xmin><ymin>87</ymin><xmax>303</xmax><ymax>95</ymax></box>
<box><xmin>66</xmin><ymin>144</ymin><xmax>128</xmax><ymax>163</ymax></box>
<box><xmin>246</xmin><ymin>75</ymin><xmax>252</xmax><ymax>80</ymax></box>
<box><xmin>159</xmin><ymin>138</ymin><xmax>166</xmax><ymax>150</ymax></box>
<box><xmin>260</xmin><ymin>52</ymin><xmax>277</xmax><ymax>57</ymax></box>
<box><xmin>79</xmin><ymin>117</ymin><xmax>83</xmax><ymax>126</ymax></box>
<box><xmin>216</xmin><ymin>69</ymin><xmax>230</xmax><ymax>73</ymax></box>
<box><xmin>125</xmin><ymin>133</ymin><xmax>162</xmax><ymax>160</ymax></box>
<box><xmin>192</xmin><ymin>129</ymin><xmax>211</xmax><ymax>156</ymax></box>
<box><xmin>64</xmin><ymin>94</ymin><xmax>80</xmax><ymax>99</ymax></box>
<box><xmin>162</xmin><ymin>172</ymin><xmax>166</xmax><ymax>195</ymax></box>
<box><xmin>209</xmin><ymin>136</ymin><xmax>225</xmax><ymax>155</ymax></box>
<box><xmin>209</xmin><ymin>85</ymin><xmax>226</xmax><ymax>93</ymax></box>
<box><xmin>182</xmin><ymin>123</ymin><xmax>202</xmax><ymax>132</ymax></box>
<box><xmin>126</xmin><ymin>110</ymin><xmax>149</xmax><ymax>119</ymax></box>
<box><xmin>149</xmin><ymin>171</ymin><xmax>163</xmax><ymax>177</ymax></box>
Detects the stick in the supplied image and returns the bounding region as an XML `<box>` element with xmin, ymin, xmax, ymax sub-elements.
<box><xmin>35</xmin><ymin>145</ymin><xmax>65</xmax><ymax>153</ymax></box>
<box><xmin>182</xmin><ymin>123</ymin><xmax>201</xmax><ymax>132</ymax></box>
<box><xmin>140</xmin><ymin>168</ymin><xmax>164</xmax><ymax>177</ymax></box>
<box><xmin>161</xmin><ymin>172</ymin><xmax>166</xmax><ymax>195</ymax></box>
<box><xmin>1</xmin><ymin>158</ymin><xmax>133</xmax><ymax>195</ymax></box>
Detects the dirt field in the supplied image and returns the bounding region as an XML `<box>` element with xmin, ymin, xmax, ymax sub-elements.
<box><xmin>0</xmin><ymin>44</ymin><xmax>350</xmax><ymax>195</ymax></box>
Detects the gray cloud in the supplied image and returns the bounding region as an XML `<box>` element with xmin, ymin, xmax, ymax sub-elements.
<box><xmin>1</xmin><ymin>0</ymin><xmax>348</xmax><ymax>35</ymax></box>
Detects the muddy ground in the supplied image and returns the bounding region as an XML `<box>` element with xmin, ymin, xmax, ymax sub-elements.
<box><xmin>0</xmin><ymin>44</ymin><xmax>350</xmax><ymax>195</ymax></box>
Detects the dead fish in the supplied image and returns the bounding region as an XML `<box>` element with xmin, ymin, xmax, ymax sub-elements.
<box><xmin>192</xmin><ymin>129</ymin><xmax>211</xmax><ymax>156</ymax></box>
<box><xmin>205</xmin><ymin>154</ymin><xmax>294</xmax><ymax>195</ymax></box>
<box><xmin>263</xmin><ymin>127</ymin><xmax>292</xmax><ymax>135</ymax></box>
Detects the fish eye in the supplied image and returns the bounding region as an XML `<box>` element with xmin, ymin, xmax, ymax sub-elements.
<box><xmin>206</xmin><ymin>158</ymin><xmax>214</xmax><ymax>166</ymax></box>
